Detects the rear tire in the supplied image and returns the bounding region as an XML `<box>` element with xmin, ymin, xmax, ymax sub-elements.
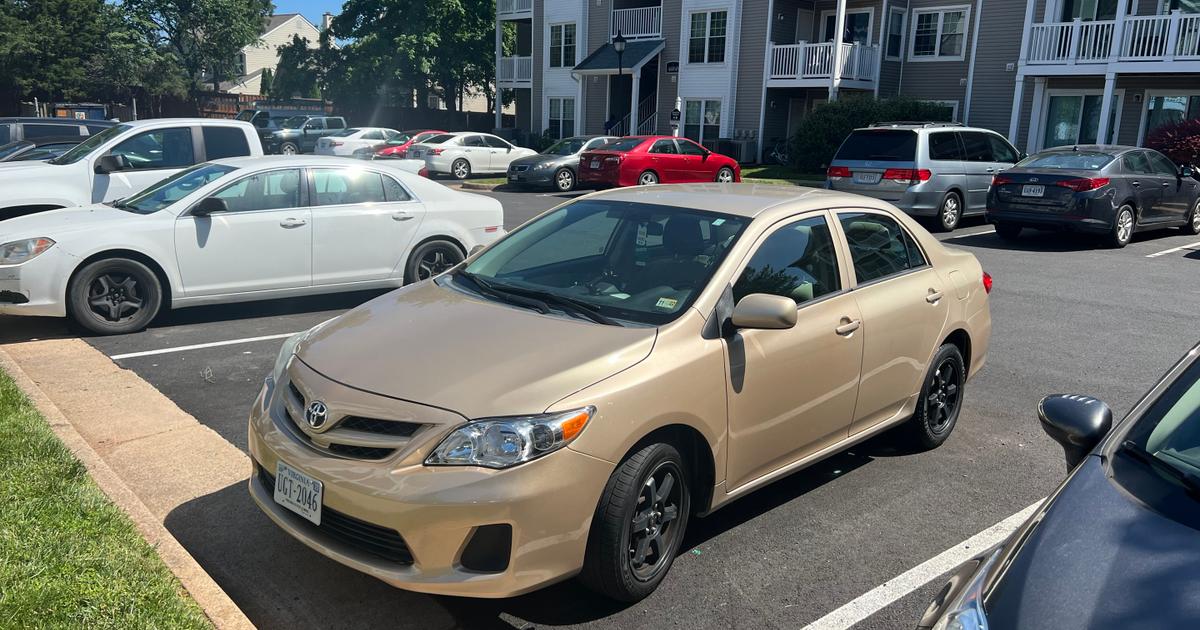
<box><xmin>67</xmin><ymin>258</ymin><xmax>163</xmax><ymax>335</ymax></box>
<box><xmin>279</xmin><ymin>142</ymin><xmax>299</xmax><ymax>156</ymax></box>
<box><xmin>1107</xmin><ymin>205</ymin><xmax>1135</xmax><ymax>248</ymax></box>
<box><xmin>580</xmin><ymin>442</ymin><xmax>691</xmax><ymax>603</ymax></box>
<box><xmin>995</xmin><ymin>223</ymin><xmax>1022</xmax><ymax>241</ymax></box>
<box><xmin>404</xmin><ymin>240</ymin><xmax>465</xmax><ymax>283</ymax></box>
<box><xmin>451</xmin><ymin>158</ymin><xmax>471</xmax><ymax>180</ymax></box>
<box><xmin>637</xmin><ymin>171</ymin><xmax>659</xmax><ymax>186</ymax></box>
<box><xmin>935</xmin><ymin>192</ymin><xmax>963</xmax><ymax>232</ymax></box>
<box><xmin>904</xmin><ymin>343</ymin><xmax>966</xmax><ymax>450</ymax></box>
<box><xmin>1181</xmin><ymin>199</ymin><xmax>1200</xmax><ymax>235</ymax></box>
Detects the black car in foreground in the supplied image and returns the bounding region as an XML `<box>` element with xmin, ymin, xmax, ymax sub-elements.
<box><xmin>0</xmin><ymin>136</ymin><xmax>81</xmax><ymax>162</ymax></box>
<box><xmin>987</xmin><ymin>145</ymin><xmax>1200</xmax><ymax>248</ymax></box>
<box><xmin>920</xmin><ymin>342</ymin><xmax>1200</xmax><ymax>629</ymax></box>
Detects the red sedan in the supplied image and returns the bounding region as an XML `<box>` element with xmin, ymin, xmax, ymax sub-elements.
<box><xmin>371</xmin><ymin>129</ymin><xmax>446</xmax><ymax>159</ymax></box>
<box><xmin>578</xmin><ymin>135</ymin><xmax>741</xmax><ymax>187</ymax></box>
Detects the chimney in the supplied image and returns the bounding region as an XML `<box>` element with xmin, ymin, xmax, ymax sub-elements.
<box><xmin>321</xmin><ymin>12</ymin><xmax>333</xmax><ymax>32</ymax></box>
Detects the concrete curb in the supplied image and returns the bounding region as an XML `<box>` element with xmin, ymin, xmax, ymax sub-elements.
<box><xmin>457</xmin><ymin>182</ymin><xmax>506</xmax><ymax>191</ymax></box>
<box><xmin>0</xmin><ymin>348</ymin><xmax>255</xmax><ymax>630</ymax></box>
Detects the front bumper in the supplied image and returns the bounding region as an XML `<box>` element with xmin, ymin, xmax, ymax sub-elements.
<box><xmin>507</xmin><ymin>167</ymin><xmax>556</xmax><ymax>186</ymax></box>
<box><xmin>247</xmin><ymin>368</ymin><xmax>614</xmax><ymax>598</ymax></box>
<box><xmin>0</xmin><ymin>248</ymin><xmax>75</xmax><ymax>317</ymax></box>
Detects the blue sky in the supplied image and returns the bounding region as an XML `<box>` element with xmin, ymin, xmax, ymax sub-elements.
<box><xmin>273</xmin><ymin>0</ymin><xmax>342</xmax><ymax>27</ymax></box>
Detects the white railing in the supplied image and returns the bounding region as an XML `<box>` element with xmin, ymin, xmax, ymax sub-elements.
<box><xmin>611</xmin><ymin>6</ymin><xmax>662</xmax><ymax>40</ymax></box>
<box><xmin>1027</xmin><ymin>11</ymin><xmax>1200</xmax><ymax>64</ymax></box>
<box><xmin>497</xmin><ymin>0</ymin><xmax>532</xmax><ymax>16</ymax></box>
<box><xmin>636</xmin><ymin>92</ymin><xmax>657</xmax><ymax>134</ymax></box>
<box><xmin>769</xmin><ymin>42</ymin><xmax>879</xmax><ymax>81</ymax></box>
<box><xmin>497</xmin><ymin>56</ymin><xmax>532</xmax><ymax>83</ymax></box>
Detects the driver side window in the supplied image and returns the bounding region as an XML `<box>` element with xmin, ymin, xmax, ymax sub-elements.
<box><xmin>108</xmin><ymin>127</ymin><xmax>195</xmax><ymax>170</ymax></box>
<box><xmin>734</xmin><ymin>215</ymin><xmax>841</xmax><ymax>304</ymax></box>
<box><xmin>211</xmin><ymin>169</ymin><xmax>302</xmax><ymax>213</ymax></box>
<box><xmin>837</xmin><ymin>212</ymin><xmax>926</xmax><ymax>284</ymax></box>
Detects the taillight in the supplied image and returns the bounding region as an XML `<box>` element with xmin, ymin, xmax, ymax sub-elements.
<box><xmin>982</xmin><ymin>271</ymin><xmax>993</xmax><ymax>294</ymax></box>
<box><xmin>883</xmin><ymin>168</ymin><xmax>932</xmax><ymax>185</ymax></box>
<box><xmin>991</xmin><ymin>174</ymin><xmax>1013</xmax><ymax>186</ymax></box>
<box><xmin>330</xmin><ymin>141</ymin><xmax>343</xmax><ymax>146</ymax></box>
<box><xmin>827</xmin><ymin>166</ymin><xmax>851</xmax><ymax>178</ymax></box>
<box><xmin>604</xmin><ymin>155</ymin><xmax>621</xmax><ymax>163</ymax></box>
<box><xmin>418</xmin><ymin>167</ymin><xmax>429</xmax><ymax>177</ymax></box>
<box><xmin>429</xmin><ymin>148</ymin><xmax>444</xmax><ymax>156</ymax></box>
<box><xmin>1056</xmin><ymin>177</ymin><xmax>1109</xmax><ymax>192</ymax></box>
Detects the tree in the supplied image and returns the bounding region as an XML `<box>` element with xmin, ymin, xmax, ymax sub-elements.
<box><xmin>0</xmin><ymin>0</ymin><xmax>113</xmax><ymax>106</ymax></box>
<box><xmin>271</xmin><ymin>35</ymin><xmax>319</xmax><ymax>98</ymax></box>
<box><xmin>260</xmin><ymin>68</ymin><xmax>274</xmax><ymax>96</ymax></box>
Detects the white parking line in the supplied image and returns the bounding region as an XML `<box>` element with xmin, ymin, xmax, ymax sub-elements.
<box><xmin>800</xmin><ymin>499</ymin><xmax>1044</xmax><ymax>630</ymax></box>
<box><xmin>942</xmin><ymin>227</ymin><xmax>996</xmax><ymax>241</ymax></box>
<box><xmin>109</xmin><ymin>332</ymin><xmax>301</xmax><ymax>361</ymax></box>
<box><xmin>1145</xmin><ymin>240</ymin><xmax>1200</xmax><ymax>258</ymax></box>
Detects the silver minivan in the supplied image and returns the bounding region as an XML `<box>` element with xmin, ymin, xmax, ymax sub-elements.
<box><xmin>826</xmin><ymin>122</ymin><xmax>1022</xmax><ymax>232</ymax></box>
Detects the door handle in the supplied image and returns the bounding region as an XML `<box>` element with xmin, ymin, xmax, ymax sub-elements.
<box><xmin>391</xmin><ymin>212</ymin><xmax>414</xmax><ymax>222</ymax></box>
<box><xmin>985</xmin><ymin>168</ymin><xmax>996</xmax><ymax>173</ymax></box>
<box><xmin>1131</xmin><ymin>181</ymin><xmax>1141</xmax><ymax>187</ymax></box>
<box><xmin>926</xmin><ymin>289</ymin><xmax>944</xmax><ymax>304</ymax></box>
<box><xmin>835</xmin><ymin>319</ymin><xmax>861</xmax><ymax>336</ymax></box>
<box><xmin>279</xmin><ymin>218</ymin><xmax>307</xmax><ymax>228</ymax></box>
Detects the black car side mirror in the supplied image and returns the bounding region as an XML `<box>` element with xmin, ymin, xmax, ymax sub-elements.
<box><xmin>94</xmin><ymin>154</ymin><xmax>130</xmax><ymax>174</ymax></box>
<box><xmin>1181</xmin><ymin>165</ymin><xmax>1195</xmax><ymax>179</ymax></box>
<box><xmin>191</xmin><ymin>197</ymin><xmax>229</xmax><ymax>217</ymax></box>
<box><xmin>1038</xmin><ymin>394</ymin><xmax>1113</xmax><ymax>470</ymax></box>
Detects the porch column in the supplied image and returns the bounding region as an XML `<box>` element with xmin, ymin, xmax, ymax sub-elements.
<box><xmin>1097</xmin><ymin>72</ymin><xmax>1116</xmax><ymax>145</ymax></box>
<box><xmin>829</xmin><ymin>0</ymin><xmax>848</xmax><ymax>101</ymax></box>
<box><xmin>630</xmin><ymin>68</ymin><xmax>642</xmax><ymax>133</ymax></box>
<box><xmin>1026</xmin><ymin>77</ymin><xmax>1046</xmax><ymax>151</ymax></box>
<box><xmin>495</xmin><ymin>19</ymin><xmax>503</xmax><ymax>129</ymax></box>
<box><xmin>1007</xmin><ymin>74</ymin><xmax>1026</xmax><ymax>146</ymax></box>
<box><xmin>1109</xmin><ymin>0</ymin><xmax>1129</xmax><ymax>62</ymax></box>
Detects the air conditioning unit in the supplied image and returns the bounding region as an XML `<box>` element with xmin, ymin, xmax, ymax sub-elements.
<box><xmin>716</xmin><ymin>139</ymin><xmax>758</xmax><ymax>163</ymax></box>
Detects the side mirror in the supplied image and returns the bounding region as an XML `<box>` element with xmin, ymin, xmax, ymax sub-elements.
<box><xmin>1181</xmin><ymin>166</ymin><xmax>1194</xmax><ymax>178</ymax></box>
<box><xmin>1020</xmin><ymin>152</ymin><xmax>1028</xmax><ymax>160</ymax></box>
<box><xmin>1038</xmin><ymin>394</ymin><xmax>1113</xmax><ymax>470</ymax></box>
<box><xmin>730</xmin><ymin>294</ymin><xmax>797</xmax><ymax>330</ymax></box>
<box><xmin>191</xmin><ymin>197</ymin><xmax>229</xmax><ymax>217</ymax></box>
<box><xmin>94</xmin><ymin>154</ymin><xmax>130</xmax><ymax>174</ymax></box>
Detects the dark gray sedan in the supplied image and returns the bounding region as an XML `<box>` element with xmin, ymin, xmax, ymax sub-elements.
<box><xmin>507</xmin><ymin>135</ymin><xmax>617</xmax><ymax>192</ymax></box>
<box><xmin>987</xmin><ymin>145</ymin><xmax>1200</xmax><ymax>248</ymax></box>
<box><xmin>920</xmin><ymin>342</ymin><xmax>1200</xmax><ymax>629</ymax></box>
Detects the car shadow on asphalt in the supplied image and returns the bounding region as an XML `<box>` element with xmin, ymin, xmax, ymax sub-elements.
<box><xmin>148</xmin><ymin>290</ymin><xmax>391</xmax><ymax>329</ymax></box>
<box><xmin>0</xmin><ymin>316</ymin><xmax>75</xmax><ymax>344</ymax></box>
<box><xmin>949</xmin><ymin>226</ymin><xmax>1185</xmax><ymax>252</ymax></box>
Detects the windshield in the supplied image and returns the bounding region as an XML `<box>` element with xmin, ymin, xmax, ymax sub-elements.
<box><xmin>544</xmin><ymin>138</ymin><xmax>587</xmax><ymax>155</ymax></box>
<box><xmin>235</xmin><ymin>110</ymin><xmax>256</xmax><ymax>122</ymax></box>
<box><xmin>281</xmin><ymin>117</ymin><xmax>307</xmax><ymax>129</ymax></box>
<box><xmin>1017</xmin><ymin>152</ymin><xmax>1114</xmax><ymax>170</ymax></box>
<box><xmin>599</xmin><ymin>137</ymin><xmax>648</xmax><ymax>153</ymax></box>
<box><xmin>835</xmin><ymin>130</ymin><xmax>918</xmax><ymax>161</ymax></box>
<box><xmin>1122</xmin><ymin>358</ymin><xmax>1200</xmax><ymax>488</ymax></box>
<box><xmin>0</xmin><ymin>141</ymin><xmax>32</xmax><ymax>161</ymax></box>
<box><xmin>49</xmin><ymin>124</ymin><xmax>131</xmax><ymax>165</ymax></box>
<box><xmin>115</xmin><ymin>163</ymin><xmax>238</xmax><ymax>214</ymax></box>
<box><xmin>457</xmin><ymin>199</ymin><xmax>748</xmax><ymax>326</ymax></box>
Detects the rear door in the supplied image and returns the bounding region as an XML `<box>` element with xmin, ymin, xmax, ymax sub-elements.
<box><xmin>1146</xmin><ymin>150</ymin><xmax>1192</xmax><ymax>221</ymax></box>
<box><xmin>647</xmin><ymin>139</ymin><xmax>683</xmax><ymax>182</ymax></box>
<box><xmin>927</xmin><ymin>131</ymin><xmax>967</xmax><ymax>205</ymax></box>
<box><xmin>301</xmin><ymin>118</ymin><xmax>325</xmax><ymax>151</ymax></box>
<box><xmin>957</xmin><ymin>131</ymin><xmax>996</xmax><ymax>213</ymax></box>
<box><xmin>461</xmin><ymin>135</ymin><xmax>490</xmax><ymax>171</ymax></box>
<box><xmin>1123</xmin><ymin>151</ymin><xmax>1165</xmax><ymax>222</ymax></box>
<box><xmin>828</xmin><ymin>129</ymin><xmax>919</xmax><ymax>201</ymax></box>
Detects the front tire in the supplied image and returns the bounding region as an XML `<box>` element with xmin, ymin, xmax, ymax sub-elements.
<box><xmin>278</xmin><ymin>142</ymin><xmax>300</xmax><ymax>156</ymax></box>
<box><xmin>404</xmin><ymin>240</ymin><xmax>465</xmax><ymax>283</ymax></box>
<box><xmin>451</xmin><ymin>158</ymin><xmax>471</xmax><ymax>180</ymax></box>
<box><xmin>1181</xmin><ymin>199</ymin><xmax>1200</xmax><ymax>235</ymax></box>
<box><xmin>716</xmin><ymin>167</ymin><xmax>735</xmax><ymax>183</ymax></box>
<box><xmin>555</xmin><ymin>168</ymin><xmax>576</xmax><ymax>192</ymax></box>
<box><xmin>637</xmin><ymin>171</ymin><xmax>659</xmax><ymax>186</ymax></box>
<box><xmin>580</xmin><ymin>442</ymin><xmax>691</xmax><ymax>603</ymax></box>
<box><xmin>904</xmin><ymin>343</ymin><xmax>966</xmax><ymax>450</ymax></box>
<box><xmin>67</xmin><ymin>258</ymin><xmax>163</xmax><ymax>335</ymax></box>
<box><xmin>935</xmin><ymin>192</ymin><xmax>963</xmax><ymax>232</ymax></box>
<box><xmin>1107</xmin><ymin>205</ymin><xmax>1135</xmax><ymax>248</ymax></box>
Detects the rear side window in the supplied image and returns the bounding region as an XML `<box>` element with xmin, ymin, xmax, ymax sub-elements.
<box><xmin>838</xmin><ymin>212</ymin><xmax>925</xmax><ymax>284</ymax></box>
<box><xmin>463</xmin><ymin>135</ymin><xmax>486</xmax><ymax>147</ymax></box>
<box><xmin>650</xmin><ymin>140</ymin><xmax>678</xmax><ymax>154</ymax></box>
<box><xmin>602</xmin><ymin>137</ymin><xmax>648</xmax><ymax>152</ymax></box>
<box><xmin>959</xmin><ymin>132</ymin><xmax>993</xmax><ymax>162</ymax></box>
<box><xmin>834</xmin><ymin>130</ymin><xmax>917</xmax><ymax>161</ymax></box>
<box><xmin>327</xmin><ymin>118</ymin><xmax>345</xmax><ymax>129</ymax></box>
<box><xmin>929</xmin><ymin>132</ymin><xmax>964</xmax><ymax>160</ymax></box>
<box><xmin>312</xmin><ymin>168</ymin><xmax>387</xmax><ymax>205</ymax></box>
<box><xmin>305</xmin><ymin>118</ymin><xmax>326</xmax><ymax>130</ymax></box>
<box><xmin>383</xmin><ymin>175</ymin><xmax>411</xmax><ymax>202</ymax></box>
<box><xmin>1122</xmin><ymin>152</ymin><xmax>1152</xmax><ymax>174</ymax></box>
<box><xmin>203</xmin><ymin>126</ymin><xmax>251</xmax><ymax>159</ymax></box>
<box><xmin>25</xmin><ymin>124</ymin><xmax>80</xmax><ymax>139</ymax></box>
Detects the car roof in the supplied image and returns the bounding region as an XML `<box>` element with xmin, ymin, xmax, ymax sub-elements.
<box><xmin>0</xmin><ymin>117</ymin><xmax>116</xmax><ymax>126</ymax></box>
<box><xmin>25</xmin><ymin>136</ymin><xmax>82</xmax><ymax>145</ymax></box>
<box><xmin>582</xmin><ymin>183</ymin><xmax>891</xmax><ymax>219</ymax></box>
<box><xmin>1037</xmin><ymin>144</ymin><xmax>1139</xmax><ymax>155</ymax></box>
<box><xmin>208</xmin><ymin>155</ymin><xmax>418</xmax><ymax>170</ymax></box>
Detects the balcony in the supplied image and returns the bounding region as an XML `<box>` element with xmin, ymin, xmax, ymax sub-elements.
<box><xmin>497</xmin><ymin>56</ymin><xmax>532</xmax><ymax>87</ymax></box>
<box><xmin>1026</xmin><ymin>10</ymin><xmax>1200</xmax><ymax>69</ymax></box>
<box><xmin>768</xmin><ymin>42</ymin><xmax>879</xmax><ymax>87</ymax></box>
<box><xmin>611</xmin><ymin>6</ymin><xmax>662</xmax><ymax>40</ymax></box>
<box><xmin>497</xmin><ymin>0</ymin><xmax>532</xmax><ymax>20</ymax></box>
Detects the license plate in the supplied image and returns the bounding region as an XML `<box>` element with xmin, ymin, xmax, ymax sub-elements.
<box><xmin>853</xmin><ymin>172</ymin><xmax>882</xmax><ymax>185</ymax></box>
<box><xmin>1021</xmin><ymin>184</ymin><xmax>1045</xmax><ymax>197</ymax></box>
<box><xmin>590</xmin><ymin>160</ymin><xmax>600</xmax><ymax>169</ymax></box>
<box><xmin>274</xmin><ymin>461</ymin><xmax>323</xmax><ymax>525</ymax></box>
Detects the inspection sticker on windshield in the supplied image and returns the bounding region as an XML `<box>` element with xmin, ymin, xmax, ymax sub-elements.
<box><xmin>655</xmin><ymin>297</ymin><xmax>678</xmax><ymax>310</ymax></box>
<box><xmin>712</xmin><ymin>218</ymin><xmax>725</xmax><ymax>226</ymax></box>
<box><xmin>637</xmin><ymin>224</ymin><xmax>648</xmax><ymax>246</ymax></box>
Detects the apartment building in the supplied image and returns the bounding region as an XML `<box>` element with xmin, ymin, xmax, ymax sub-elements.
<box><xmin>495</xmin><ymin>0</ymin><xmax>1200</xmax><ymax>161</ymax></box>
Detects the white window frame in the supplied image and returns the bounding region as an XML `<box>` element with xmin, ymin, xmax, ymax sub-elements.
<box><xmin>1035</xmin><ymin>88</ymin><xmax>1126</xmax><ymax>151</ymax></box>
<box><xmin>681</xmin><ymin>97</ymin><xmax>724</xmax><ymax>145</ymax></box>
<box><xmin>885</xmin><ymin>7</ymin><xmax>907</xmax><ymax>60</ymax></box>
<box><xmin>1136</xmin><ymin>89</ymin><xmax>1200</xmax><ymax>145</ymax></box>
<box><xmin>818</xmin><ymin>8</ymin><xmax>874</xmax><ymax>44</ymax></box>
<box><xmin>686</xmin><ymin>10</ymin><xmax>729</xmax><ymax>65</ymax></box>
<box><xmin>920</xmin><ymin>99</ymin><xmax>961</xmax><ymax>121</ymax></box>
<box><xmin>907</xmin><ymin>5</ymin><xmax>971</xmax><ymax>62</ymax></box>
<box><xmin>548</xmin><ymin>22</ymin><xmax>577</xmax><ymax>69</ymax></box>
<box><xmin>546</xmin><ymin>96</ymin><xmax>576</xmax><ymax>139</ymax></box>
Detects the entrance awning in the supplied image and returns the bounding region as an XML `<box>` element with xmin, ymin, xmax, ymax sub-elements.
<box><xmin>572</xmin><ymin>40</ymin><xmax>665</xmax><ymax>76</ymax></box>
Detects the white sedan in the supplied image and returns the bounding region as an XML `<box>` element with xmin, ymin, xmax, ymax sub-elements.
<box><xmin>408</xmin><ymin>132</ymin><xmax>537</xmax><ymax>180</ymax></box>
<box><xmin>314</xmin><ymin>127</ymin><xmax>402</xmax><ymax>156</ymax></box>
<box><xmin>0</xmin><ymin>156</ymin><xmax>504</xmax><ymax>334</ymax></box>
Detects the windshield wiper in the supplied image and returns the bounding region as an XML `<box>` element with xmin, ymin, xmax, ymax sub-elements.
<box><xmin>456</xmin><ymin>271</ymin><xmax>551</xmax><ymax>315</ymax></box>
<box><xmin>483</xmin><ymin>281</ymin><xmax>622</xmax><ymax>326</ymax></box>
<box><xmin>1118</xmin><ymin>440</ymin><xmax>1200</xmax><ymax>498</ymax></box>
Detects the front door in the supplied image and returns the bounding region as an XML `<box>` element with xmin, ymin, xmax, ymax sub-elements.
<box><xmin>309</xmin><ymin>167</ymin><xmax>425</xmax><ymax>284</ymax></box>
<box><xmin>93</xmin><ymin>126</ymin><xmax>198</xmax><ymax>203</ymax></box>
<box><xmin>483</xmin><ymin>136</ymin><xmax>514</xmax><ymax>173</ymax></box>
<box><xmin>836</xmin><ymin>211</ymin><xmax>949</xmax><ymax>435</ymax></box>
<box><xmin>1146</xmin><ymin>150</ymin><xmax>1192</xmax><ymax>221</ymax></box>
<box><xmin>174</xmin><ymin>167</ymin><xmax>312</xmax><ymax>296</ymax></box>
<box><xmin>461</xmin><ymin>135</ymin><xmax>490</xmax><ymax>172</ymax></box>
<box><xmin>675</xmin><ymin>138</ymin><xmax>711</xmax><ymax>182</ymax></box>
<box><xmin>1122</xmin><ymin>151</ymin><xmax>1166</xmax><ymax>223</ymax></box>
<box><xmin>725</xmin><ymin>213</ymin><xmax>862</xmax><ymax>491</ymax></box>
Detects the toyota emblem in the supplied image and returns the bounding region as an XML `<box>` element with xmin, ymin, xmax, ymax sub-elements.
<box><xmin>304</xmin><ymin>400</ymin><xmax>329</xmax><ymax>430</ymax></box>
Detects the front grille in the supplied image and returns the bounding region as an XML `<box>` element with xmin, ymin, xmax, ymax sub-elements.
<box><xmin>257</xmin><ymin>464</ymin><xmax>414</xmax><ymax>565</ymax></box>
<box><xmin>327</xmin><ymin>443</ymin><xmax>396</xmax><ymax>460</ymax></box>
<box><xmin>340</xmin><ymin>416</ymin><xmax>421</xmax><ymax>437</ymax></box>
<box><xmin>283</xmin><ymin>379</ymin><xmax>423</xmax><ymax>461</ymax></box>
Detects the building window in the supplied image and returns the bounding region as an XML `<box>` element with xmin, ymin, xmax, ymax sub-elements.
<box><xmin>1142</xmin><ymin>93</ymin><xmax>1200</xmax><ymax>142</ymax></box>
<box><xmin>549</xmin><ymin>23</ymin><xmax>576</xmax><ymax>68</ymax></box>
<box><xmin>909</xmin><ymin>6</ymin><xmax>969</xmax><ymax>61</ymax></box>
<box><xmin>1042</xmin><ymin>92</ymin><xmax>1121</xmax><ymax>149</ymax></box>
<box><xmin>919</xmin><ymin>100</ymin><xmax>960</xmax><ymax>121</ymax></box>
<box><xmin>237</xmin><ymin>53</ymin><xmax>246</xmax><ymax>76</ymax></box>
<box><xmin>886</xmin><ymin>8</ymin><xmax>906</xmax><ymax>59</ymax></box>
<box><xmin>688</xmin><ymin>11</ymin><xmax>727</xmax><ymax>64</ymax></box>
<box><xmin>683</xmin><ymin>99</ymin><xmax>721</xmax><ymax>146</ymax></box>
<box><xmin>548</xmin><ymin>97</ymin><xmax>575</xmax><ymax>139</ymax></box>
<box><xmin>821</xmin><ymin>10</ymin><xmax>873</xmax><ymax>44</ymax></box>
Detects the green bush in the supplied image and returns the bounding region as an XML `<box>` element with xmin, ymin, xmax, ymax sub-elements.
<box><xmin>789</xmin><ymin>98</ymin><xmax>954</xmax><ymax>173</ymax></box>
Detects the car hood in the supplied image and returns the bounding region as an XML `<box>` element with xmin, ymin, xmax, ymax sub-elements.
<box><xmin>0</xmin><ymin>159</ymin><xmax>57</xmax><ymax>174</ymax></box>
<box><xmin>510</xmin><ymin>154</ymin><xmax>571</xmax><ymax>168</ymax></box>
<box><xmin>984</xmin><ymin>456</ymin><xmax>1200</xmax><ymax>629</ymax></box>
<box><xmin>296</xmin><ymin>280</ymin><xmax>658</xmax><ymax>419</ymax></box>
<box><xmin>0</xmin><ymin>204</ymin><xmax>142</xmax><ymax>240</ymax></box>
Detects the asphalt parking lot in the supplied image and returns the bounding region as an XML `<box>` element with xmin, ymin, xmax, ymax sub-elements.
<box><xmin>5</xmin><ymin>187</ymin><xmax>1200</xmax><ymax>630</ymax></box>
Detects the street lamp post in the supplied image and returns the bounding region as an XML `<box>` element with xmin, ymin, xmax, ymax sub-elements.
<box><xmin>613</xmin><ymin>31</ymin><xmax>627</xmax><ymax>134</ymax></box>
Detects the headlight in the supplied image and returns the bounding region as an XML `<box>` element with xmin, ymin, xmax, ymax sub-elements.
<box><xmin>426</xmin><ymin>406</ymin><xmax>595</xmax><ymax>469</ymax></box>
<box><xmin>0</xmin><ymin>238</ymin><xmax>54</xmax><ymax>264</ymax></box>
<box><xmin>534</xmin><ymin>162</ymin><xmax>553</xmax><ymax>170</ymax></box>
<box><xmin>271</xmin><ymin>332</ymin><xmax>306</xmax><ymax>383</ymax></box>
<box><xmin>932</xmin><ymin>547</ymin><xmax>1002</xmax><ymax>630</ymax></box>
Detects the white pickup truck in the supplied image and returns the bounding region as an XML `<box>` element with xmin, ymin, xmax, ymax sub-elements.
<box><xmin>0</xmin><ymin>118</ymin><xmax>262</xmax><ymax>220</ymax></box>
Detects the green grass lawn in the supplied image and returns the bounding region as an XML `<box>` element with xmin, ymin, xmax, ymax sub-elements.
<box><xmin>0</xmin><ymin>371</ymin><xmax>212</xmax><ymax>629</ymax></box>
<box><xmin>741</xmin><ymin>164</ymin><xmax>826</xmax><ymax>187</ymax></box>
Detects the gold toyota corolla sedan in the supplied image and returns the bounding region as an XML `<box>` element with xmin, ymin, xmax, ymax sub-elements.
<box><xmin>248</xmin><ymin>184</ymin><xmax>992</xmax><ymax>602</ymax></box>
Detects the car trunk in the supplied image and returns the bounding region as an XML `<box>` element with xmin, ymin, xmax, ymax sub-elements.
<box><xmin>991</xmin><ymin>169</ymin><xmax>1098</xmax><ymax>213</ymax></box>
<box><xmin>579</xmin><ymin>151</ymin><xmax>622</xmax><ymax>180</ymax></box>
<box><xmin>827</xmin><ymin>129</ymin><xmax>919</xmax><ymax>201</ymax></box>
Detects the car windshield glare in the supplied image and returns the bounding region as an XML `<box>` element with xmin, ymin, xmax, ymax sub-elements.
<box><xmin>1018</xmin><ymin>152</ymin><xmax>1114</xmax><ymax>170</ymax></box>
<box><xmin>117</xmin><ymin>163</ymin><xmax>239</xmax><ymax>214</ymax></box>
<box><xmin>1123</xmin><ymin>359</ymin><xmax>1200</xmax><ymax>491</ymax></box>
<box><xmin>457</xmin><ymin>199</ymin><xmax>748</xmax><ymax>325</ymax></box>
<box><xmin>835</xmin><ymin>130</ymin><xmax>917</xmax><ymax>161</ymax></box>
<box><xmin>48</xmin><ymin>124</ymin><xmax>131</xmax><ymax>165</ymax></box>
<box><xmin>544</xmin><ymin>138</ymin><xmax>587</xmax><ymax>155</ymax></box>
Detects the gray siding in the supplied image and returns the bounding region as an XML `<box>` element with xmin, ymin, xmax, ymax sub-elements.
<box><xmin>965</xmin><ymin>0</ymin><xmax>1024</xmax><ymax>134</ymax></box>
<box><xmin>532</xmin><ymin>14</ymin><xmax>544</xmax><ymax>134</ymax></box>
<box><xmin>877</xmin><ymin>0</ymin><xmax>908</xmax><ymax>97</ymax></box>
<box><xmin>584</xmin><ymin>0</ymin><xmax>613</xmax><ymax>133</ymax></box>
<box><xmin>655</xmin><ymin>0</ymin><xmax>682</xmax><ymax>134</ymax></box>
<box><xmin>896</xmin><ymin>0</ymin><xmax>979</xmax><ymax>114</ymax></box>
<box><xmin>734</xmin><ymin>0</ymin><xmax>769</xmax><ymax>135</ymax></box>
